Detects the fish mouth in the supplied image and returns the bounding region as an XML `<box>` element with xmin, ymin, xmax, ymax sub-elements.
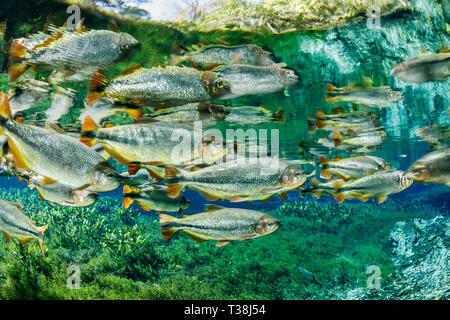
<box><xmin>406</xmin><ymin>165</ymin><xmax>429</xmax><ymax>182</ymax></box>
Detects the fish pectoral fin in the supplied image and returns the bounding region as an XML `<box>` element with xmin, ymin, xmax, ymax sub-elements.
<box><xmin>6</xmin><ymin>138</ymin><xmax>28</xmax><ymax>170</ymax></box>
<box><xmin>2</xmin><ymin>231</ymin><xmax>11</xmax><ymax>242</ymax></box>
<box><xmin>165</xmin><ymin>184</ymin><xmax>183</xmax><ymax>199</ymax></box>
<box><xmin>183</xmin><ymin>230</ymin><xmax>206</xmax><ymax>244</ymax></box>
<box><xmin>279</xmin><ymin>192</ymin><xmax>288</xmax><ymax>201</ymax></box>
<box><xmin>216</xmin><ymin>240</ymin><xmax>231</xmax><ymax>247</ymax></box>
<box><xmin>136</xmin><ymin>201</ymin><xmax>151</xmax><ymax>211</ymax></box>
<box><xmin>18</xmin><ymin>237</ymin><xmax>32</xmax><ymax>247</ymax></box>
<box><xmin>377</xmin><ymin>195</ymin><xmax>388</xmax><ymax>204</ymax></box>
<box><xmin>101</xmin><ymin>145</ymin><xmax>129</xmax><ymax>164</ymax></box>
<box><xmin>45</xmin><ymin>122</ymin><xmax>65</xmax><ymax>134</ymax></box>
<box><xmin>41</xmin><ymin>176</ymin><xmax>57</xmax><ymax>185</ymax></box>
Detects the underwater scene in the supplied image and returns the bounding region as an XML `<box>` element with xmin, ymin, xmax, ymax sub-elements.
<box><xmin>0</xmin><ymin>0</ymin><xmax>448</xmax><ymax>301</ymax></box>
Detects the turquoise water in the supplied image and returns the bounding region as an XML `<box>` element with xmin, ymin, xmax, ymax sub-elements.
<box><xmin>0</xmin><ymin>0</ymin><xmax>448</xmax><ymax>300</ymax></box>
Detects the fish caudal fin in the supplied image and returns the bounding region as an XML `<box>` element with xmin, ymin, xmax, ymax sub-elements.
<box><xmin>80</xmin><ymin>116</ymin><xmax>99</xmax><ymax>146</ymax></box>
<box><xmin>8</xmin><ymin>64</ymin><xmax>28</xmax><ymax>83</ymax></box>
<box><xmin>0</xmin><ymin>92</ymin><xmax>12</xmax><ymax>121</ymax></box>
<box><xmin>326</xmin><ymin>84</ymin><xmax>337</xmax><ymax>93</ymax></box>
<box><xmin>159</xmin><ymin>214</ymin><xmax>179</xmax><ymax>240</ymax></box>
<box><xmin>87</xmin><ymin>71</ymin><xmax>108</xmax><ymax>105</ymax></box>
<box><xmin>275</xmin><ymin>110</ymin><xmax>284</xmax><ymax>123</ymax></box>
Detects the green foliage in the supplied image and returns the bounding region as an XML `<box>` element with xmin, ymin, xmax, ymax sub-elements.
<box><xmin>0</xmin><ymin>184</ymin><xmax>440</xmax><ymax>300</ymax></box>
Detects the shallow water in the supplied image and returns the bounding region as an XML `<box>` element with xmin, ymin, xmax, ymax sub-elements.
<box><xmin>0</xmin><ymin>0</ymin><xmax>448</xmax><ymax>300</ymax></box>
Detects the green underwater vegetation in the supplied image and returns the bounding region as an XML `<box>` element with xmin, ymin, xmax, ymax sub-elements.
<box><xmin>0</xmin><ymin>0</ymin><xmax>448</xmax><ymax>301</ymax></box>
<box><xmin>0</xmin><ymin>184</ymin><xmax>444</xmax><ymax>300</ymax></box>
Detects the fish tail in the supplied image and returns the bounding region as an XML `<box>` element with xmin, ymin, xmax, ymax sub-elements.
<box><xmin>275</xmin><ymin>109</ymin><xmax>284</xmax><ymax>123</ymax></box>
<box><xmin>307</xmin><ymin>119</ymin><xmax>316</xmax><ymax>134</ymax></box>
<box><xmin>159</xmin><ymin>214</ymin><xmax>180</xmax><ymax>240</ymax></box>
<box><xmin>331</xmin><ymin>129</ymin><xmax>343</xmax><ymax>140</ymax></box>
<box><xmin>8</xmin><ymin>63</ymin><xmax>28</xmax><ymax>83</ymax></box>
<box><xmin>80</xmin><ymin>116</ymin><xmax>99</xmax><ymax>146</ymax></box>
<box><xmin>315</xmin><ymin>109</ymin><xmax>326</xmax><ymax>119</ymax></box>
<box><xmin>37</xmin><ymin>224</ymin><xmax>48</xmax><ymax>254</ymax></box>
<box><xmin>316</xmin><ymin>120</ymin><xmax>327</xmax><ymax>129</ymax></box>
<box><xmin>319</xmin><ymin>156</ymin><xmax>330</xmax><ymax>165</ymax></box>
<box><xmin>87</xmin><ymin>71</ymin><xmax>108</xmax><ymax>105</ymax></box>
<box><xmin>326</xmin><ymin>84</ymin><xmax>337</xmax><ymax>93</ymax></box>
<box><xmin>0</xmin><ymin>92</ymin><xmax>12</xmax><ymax>131</ymax></box>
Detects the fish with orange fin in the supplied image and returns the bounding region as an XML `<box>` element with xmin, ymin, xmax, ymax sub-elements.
<box><xmin>159</xmin><ymin>204</ymin><xmax>280</xmax><ymax>247</ymax></box>
<box><xmin>27</xmin><ymin>175</ymin><xmax>98</xmax><ymax>207</ymax></box>
<box><xmin>8</xmin><ymin>25</ymin><xmax>138</xmax><ymax>83</ymax></box>
<box><xmin>309</xmin><ymin>107</ymin><xmax>378</xmax><ymax>134</ymax></box>
<box><xmin>0</xmin><ymin>198</ymin><xmax>48</xmax><ymax>253</ymax></box>
<box><xmin>86</xmin><ymin>65</ymin><xmax>231</xmax><ymax>107</ymax></box>
<box><xmin>319</xmin><ymin>155</ymin><xmax>390</xmax><ymax>181</ymax></box>
<box><xmin>332</xmin><ymin>128</ymin><xmax>387</xmax><ymax>149</ymax></box>
<box><xmin>78</xmin><ymin>98</ymin><xmax>147</xmax><ymax>125</ymax></box>
<box><xmin>0</xmin><ymin>92</ymin><xmax>121</xmax><ymax>192</ymax></box>
<box><xmin>326</xmin><ymin>77</ymin><xmax>402</xmax><ymax>107</ymax></box>
<box><xmin>170</xmin><ymin>43</ymin><xmax>276</xmax><ymax>69</ymax></box>
<box><xmin>123</xmin><ymin>185</ymin><xmax>190</xmax><ymax>214</ymax></box>
<box><xmin>330</xmin><ymin>170</ymin><xmax>413</xmax><ymax>204</ymax></box>
<box><xmin>80</xmin><ymin>116</ymin><xmax>226</xmax><ymax>166</ymax></box>
<box><xmin>163</xmin><ymin>157</ymin><xmax>309</xmax><ymax>202</ymax></box>
<box><xmin>222</xmin><ymin>106</ymin><xmax>284</xmax><ymax>125</ymax></box>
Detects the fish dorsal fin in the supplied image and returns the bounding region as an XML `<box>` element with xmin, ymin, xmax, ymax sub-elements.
<box><xmin>45</xmin><ymin>122</ymin><xmax>65</xmax><ymax>134</ymax></box>
<box><xmin>438</xmin><ymin>48</ymin><xmax>450</xmax><ymax>54</ymax></box>
<box><xmin>9</xmin><ymin>201</ymin><xmax>23</xmax><ymax>210</ymax></box>
<box><xmin>120</xmin><ymin>65</ymin><xmax>144</xmax><ymax>77</ymax></box>
<box><xmin>75</xmin><ymin>17</ymin><xmax>86</xmax><ymax>31</ymax></box>
<box><xmin>362</xmin><ymin>77</ymin><xmax>373</xmax><ymax>87</ymax></box>
<box><xmin>107</xmin><ymin>22</ymin><xmax>120</xmax><ymax>33</ymax></box>
<box><xmin>32</xmin><ymin>30</ymin><xmax>64</xmax><ymax>50</ymax></box>
<box><xmin>204</xmin><ymin>204</ymin><xmax>225</xmax><ymax>212</ymax></box>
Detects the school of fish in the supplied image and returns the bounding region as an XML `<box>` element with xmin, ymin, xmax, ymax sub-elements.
<box><xmin>0</xmin><ymin>20</ymin><xmax>448</xmax><ymax>252</ymax></box>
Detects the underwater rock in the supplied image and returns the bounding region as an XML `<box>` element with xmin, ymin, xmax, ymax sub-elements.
<box><xmin>348</xmin><ymin>215</ymin><xmax>449</xmax><ymax>300</ymax></box>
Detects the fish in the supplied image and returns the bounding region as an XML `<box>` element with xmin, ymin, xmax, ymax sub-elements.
<box><xmin>326</xmin><ymin>77</ymin><xmax>403</xmax><ymax>107</ymax></box>
<box><xmin>159</xmin><ymin>204</ymin><xmax>280</xmax><ymax>247</ymax></box>
<box><xmin>87</xmin><ymin>65</ymin><xmax>231</xmax><ymax>107</ymax></box>
<box><xmin>7</xmin><ymin>78</ymin><xmax>51</xmax><ymax>117</ymax></box>
<box><xmin>170</xmin><ymin>44</ymin><xmax>276</xmax><ymax>69</ymax></box>
<box><xmin>164</xmin><ymin>157</ymin><xmax>309</xmax><ymax>202</ymax></box>
<box><xmin>0</xmin><ymin>198</ymin><xmax>48</xmax><ymax>253</ymax></box>
<box><xmin>123</xmin><ymin>185</ymin><xmax>190</xmax><ymax>213</ymax></box>
<box><xmin>78</xmin><ymin>98</ymin><xmax>146</xmax><ymax>125</ymax></box>
<box><xmin>296</xmin><ymin>266</ymin><xmax>320</xmax><ymax>284</ymax></box>
<box><xmin>310</xmin><ymin>107</ymin><xmax>379</xmax><ymax>134</ymax></box>
<box><xmin>28</xmin><ymin>175</ymin><xmax>98</xmax><ymax>207</ymax></box>
<box><xmin>301</xmin><ymin>178</ymin><xmax>340</xmax><ymax>199</ymax></box>
<box><xmin>221</xmin><ymin>106</ymin><xmax>284</xmax><ymax>125</ymax></box>
<box><xmin>45</xmin><ymin>87</ymin><xmax>75</xmax><ymax>123</ymax></box>
<box><xmin>0</xmin><ymin>92</ymin><xmax>121</xmax><ymax>192</ymax></box>
<box><xmin>118</xmin><ymin>168</ymin><xmax>157</xmax><ymax>187</ymax></box>
<box><xmin>332</xmin><ymin>129</ymin><xmax>386</xmax><ymax>148</ymax></box>
<box><xmin>212</xmin><ymin>63</ymin><xmax>298</xmax><ymax>98</ymax></box>
<box><xmin>319</xmin><ymin>155</ymin><xmax>390</xmax><ymax>181</ymax></box>
<box><xmin>80</xmin><ymin>116</ymin><xmax>227</xmax><ymax>166</ymax></box>
<box><xmin>148</xmin><ymin>102</ymin><xmax>230</xmax><ymax>126</ymax></box>
<box><xmin>407</xmin><ymin>147</ymin><xmax>450</xmax><ymax>186</ymax></box>
<box><xmin>415</xmin><ymin>124</ymin><xmax>450</xmax><ymax>145</ymax></box>
<box><xmin>390</xmin><ymin>49</ymin><xmax>450</xmax><ymax>83</ymax></box>
<box><xmin>9</xmin><ymin>26</ymin><xmax>139</xmax><ymax>82</ymax></box>
<box><xmin>331</xmin><ymin>170</ymin><xmax>414</xmax><ymax>203</ymax></box>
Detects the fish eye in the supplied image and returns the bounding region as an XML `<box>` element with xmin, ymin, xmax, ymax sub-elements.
<box><xmin>215</xmin><ymin>79</ymin><xmax>224</xmax><ymax>89</ymax></box>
